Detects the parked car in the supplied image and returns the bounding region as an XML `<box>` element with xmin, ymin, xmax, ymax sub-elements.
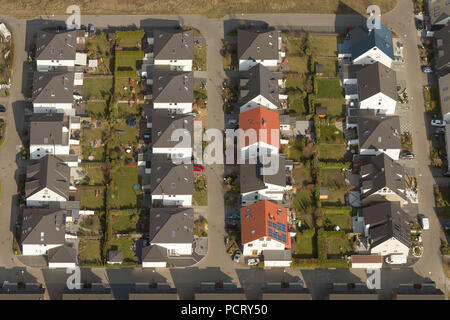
<box><xmin>233</xmin><ymin>250</ymin><xmax>241</xmax><ymax>263</ymax></box>
<box><xmin>415</xmin><ymin>18</ymin><xmax>424</xmax><ymax>31</ymax></box>
<box><xmin>422</xmin><ymin>66</ymin><xmax>434</xmax><ymax>73</ymax></box>
<box><xmin>88</xmin><ymin>24</ymin><xmax>95</xmax><ymax>36</ymax></box>
<box><xmin>431</xmin><ymin>119</ymin><xmax>445</xmax><ymax>127</ymax></box>
<box><xmin>0</xmin><ymin>105</ymin><xmax>5</xmax><ymax>112</ymax></box>
<box><xmin>227</xmin><ymin>213</ymin><xmax>240</xmax><ymax>220</ymax></box>
<box><xmin>419</xmin><ymin>215</ymin><xmax>430</xmax><ymax>230</ymax></box>
<box><xmin>442</xmin><ymin>172</ymin><xmax>450</xmax><ymax>177</ymax></box>
<box><xmin>436</xmin><ymin>127</ymin><xmax>445</xmax><ymax>134</ymax></box>
<box><xmin>400</xmin><ymin>151</ymin><xmax>414</xmax><ymax>159</ymax></box>
<box><xmin>247</xmin><ymin>258</ymin><xmax>260</xmax><ymax>266</ymax></box>
<box><xmin>228</xmin><ymin>118</ymin><xmax>238</xmax><ymax>125</ymax></box>
<box><xmin>193</xmin><ymin>164</ymin><xmax>205</xmax><ymax>172</ymax></box>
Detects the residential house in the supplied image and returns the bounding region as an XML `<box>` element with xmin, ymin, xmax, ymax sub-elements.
<box><xmin>152</xmin><ymin>69</ymin><xmax>193</xmax><ymax>114</ymax></box>
<box><xmin>356</xmin><ymin>62</ymin><xmax>398</xmax><ymax>115</ymax></box>
<box><xmin>238</xmin><ymin>63</ymin><xmax>279</xmax><ymax>113</ymax></box>
<box><xmin>262</xmin><ymin>249</ymin><xmax>292</xmax><ymax>267</ymax></box>
<box><xmin>428</xmin><ymin>0</ymin><xmax>450</xmax><ymax>27</ymax></box>
<box><xmin>29</xmin><ymin>113</ymin><xmax>71</xmax><ymax>160</ymax></box>
<box><xmin>357</xmin><ymin>115</ymin><xmax>401</xmax><ymax>160</ymax></box>
<box><xmin>193</xmin><ymin>282</ymin><xmax>246</xmax><ymax>300</ymax></box>
<box><xmin>62</xmin><ymin>283</ymin><xmax>114</xmax><ymax>300</ymax></box>
<box><xmin>434</xmin><ymin>24</ymin><xmax>449</xmax><ymax>75</ymax></box>
<box><xmin>350</xmin><ymin>255</ymin><xmax>383</xmax><ymax>269</ymax></box>
<box><xmin>153</xmin><ymin>29</ymin><xmax>193</xmax><ymax>71</ymax></box>
<box><xmin>350</xmin><ymin>24</ymin><xmax>394</xmax><ymax>68</ymax></box>
<box><xmin>237</xmin><ymin>28</ymin><xmax>279</xmax><ymax>71</ymax></box>
<box><xmin>392</xmin><ymin>283</ymin><xmax>446</xmax><ymax>300</ymax></box>
<box><xmin>360</xmin><ymin>153</ymin><xmax>408</xmax><ymax>206</ymax></box>
<box><xmin>35</xmin><ymin>29</ymin><xmax>82</xmax><ymax>71</ymax></box>
<box><xmin>440</xmin><ymin>73</ymin><xmax>450</xmax><ymax>173</ymax></box>
<box><xmin>128</xmin><ymin>283</ymin><xmax>178</xmax><ymax>300</ymax></box>
<box><xmin>150</xmin><ymin>157</ymin><xmax>193</xmax><ymax>206</ymax></box>
<box><xmin>240</xmin><ymin>200</ymin><xmax>291</xmax><ymax>256</ymax></box>
<box><xmin>21</xmin><ymin>208</ymin><xmax>66</xmax><ymax>256</ymax></box>
<box><xmin>48</xmin><ymin>244</ymin><xmax>77</xmax><ymax>268</ymax></box>
<box><xmin>0</xmin><ymin>283</ymin><xmax>45</xmax><ymax>300</ymax></box>
<box><xmin>239</xmin><ymin>106</ymin><xmax>280</xmax><ymax>159</ymax></box>
<box><xmin>25</xmin><ymin>155</ymin><xmax>70</xmax><ymax>206</ymax></box>
<box><xmin>327</xmin><ymin>283</ymin><xmax>379</xmax><ymax>300</ymax></box>
<box><xmin>260</xmin><ymin>282</ymin><xmax>312</xmax><ymax>300</ymax></box>
<box><xmin>151</xmin><ymin>110</ymin><xmax>194</xmax><ymax>159</ymax></box>
<box><xmin>142</xmin><ymin>207</ymin><xmax>194</xmax><ymax>267</ymax></box>
<box><xmin>240</xmin><ymin>155</ymin><xmax>287</xmax><ymax>205</ymax></box>
<box><xmin>32</xmin><ymin>72</ymin><xmax>77</xmax><ymax>115</ymax></box>
<box><xmin>362</xmin><ymin>201</ymin><xmax>411</xmax><ymax>257</ymax></box>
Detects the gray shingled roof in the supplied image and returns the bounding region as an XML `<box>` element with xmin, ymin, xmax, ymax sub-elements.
<box><xmin>358</xmin><ymin>115</ymin><xmax>401</xmax><ymax>150</ymax></box>
<box><xmin>149</xmin><ymin>207</ymin><xmax>194</xmax><ymax>244</ymax></box>
<box><xmin>240</xmin><ymin>156</ymin><xmax>286</xmax><ymax>193</ymax></box>
<box><xmin>439</xmin><ymin>72</ymin><xmax>450</xmax><ymax>117</ymax></box>
<box><xmin>151</xmin><ymin>110</ymin><xmax>194</xmax><ymax>149</ymax></box>
<box><xmin>152</xmin><ymin>69</ymin><xmax>193</xmax><ymax>103</ymax></box>
<box><xmin>328</xmin><ymin>283</ymin><xmax>378</xmax><ymax>300</ymax></box>
<box><xmin>434</xmin><ymin>25</ymin><xmax>450</xmax><ymax>71</ymax></box>
<box><xmin>194</xmin><ymin>283</ymin><xmax>246</xmax><ymax>300</ymax></box>
<box><xmin>142</xmin><ymin>245</ymin><xmax>168</xmax><ymax>263</ymax></box>
<box><xmin>107</xmin><ymin>250</ymin><xmax>123</xmax><ymax>263</ymax></box>
<box><xmin>21</xmin><ymin>208</ymin><xmax>66</xmax><ymax>245</ymax></box>
<box><xmin>261</xmin><ymin>282</ymin><xmax>311</xmax><ymax>300</ymax></box>
<box><xmin>363</xmin><ymin>202</ymin><xmax>411</xmax><ymax>249</ymax></box>
<box><xmin>35</xmin><ymin>29</ymin><xmax>77</xmax><ymax>61</ymax></box>
<box><xmin>238</xmin><ymin>63</ymin><xmax>278</xmax><ymax>107</ymax></box>
<box><xmin>150</xmin><ymin>158</ymin><xmax>193</xmax><ymax>196</ymax></box>
<box><xmin>153</xmin><ymin>29</ymin><xmax>193</xmax><ymax>60</ymax></box>
<box><xmin>360</xmin><ymin>153</ymin><xmax>406</xmax><ymax>200</ymax></box>
<box><xmin>30</xmin><ymin>113</ymin><xmax>66</xmax><ymax>145</ymax></box>
<box><xmin>356</xmin><ymin>62</ymin><xmax>397</xmax><ymax>101</ymax></box>
<box><xmin>237</xmin><ymin>28</ymin><xmax>279</xmax><ymax>61</ymax></box>
<box><xmin>48</xmin><ymin>245</ymin><xmax>77</xmax><ymax>263</ymax></box>
<box><xmin>32</xmin><ymin>71</ymin><xmax>74</xmax><ymax>104</ymax></box>
<box><xmin>429</xmin><ymin>0</ymin><xmax>450</xmax><ymax>25</ymax></box>
<box><xmin>25</xmin><ymin>155</ymin><xmax>70</xmax><ymax>200</ymax></box>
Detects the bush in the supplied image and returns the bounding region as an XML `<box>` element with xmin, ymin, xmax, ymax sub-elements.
<box><xmin>317</xmin><ymin>228</ymin><xmax>327</xmax><ymax>262</ymax></box>
<box><xmin>322</xmin><ymin>206</ymin><xmax>353</xmax><ymax>214</ymax></box>
<box><xmin>318</xmin><ymin>162</ymin><xmax>351</xmax><ymax>169</ymax></box>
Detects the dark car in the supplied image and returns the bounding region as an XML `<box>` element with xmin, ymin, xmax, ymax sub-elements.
<box><xmin>0</xmin><ymin>105</ymin><xmax>5</xmax><ymax>112</ymax></box>
<box><xmin>88</xmin><ymin>24</ymin><xmax>95</xmax><ymax>36</ymax></box>
<box><xmin>415</xmin><ymin>18</ymin><xmax>424</xmax><ymax>31</ymax></box>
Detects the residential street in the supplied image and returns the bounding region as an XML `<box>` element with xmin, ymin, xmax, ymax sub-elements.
<box><xmin>0</xmin><ymin>0</ymin><xmax>448</xmax><ymax>299</ymax></box>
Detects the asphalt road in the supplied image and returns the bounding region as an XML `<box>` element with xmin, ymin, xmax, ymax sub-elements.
<box><xmin>0</xmin><ymin>0</ymin><xmax>448</xmax><ymax>299</ymax></box>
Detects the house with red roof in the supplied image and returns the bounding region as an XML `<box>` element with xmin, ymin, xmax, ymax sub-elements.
<box><xmin>238</xmin><ymin>106</ymin><xmax>280</xmax><ymax>159</ymax></box>
<box><xmin>240</xmin><ymin>200</ymin><xmax>291</xmax><ymax>256</ymax></box>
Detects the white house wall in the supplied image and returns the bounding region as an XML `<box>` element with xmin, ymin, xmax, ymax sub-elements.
<box><xmin>36</xmin><ymin>60</ymin><xmax>75</xmax><ymax>71</ymax></box>
<box><xmin>151</xmin><ymin>194</ymin><xmax>192</xmax><ymax>206</ymax></box>
<box><xmin>26</xmin><ymin>187</ymin><xmax>67</xmax><ymax>206</ymax></box>
<box><xmin>353</xmin><ymin>47</ymin><xmax>393</xmax><ymax>68</ymax></box>
<box><xmin>243</xmin><ymin>238</ymin><xmax>285</xmax><ymax>256</ymax></box>
<box><xmin>22</xmin><ymin>243</ymin><xmax>62</xmax><ymax>256</ymax></box>
<box><xmin>49</xmin><ymin>262</ymin><xmax>76</xmax><ymax>269</ymax></box>
<box><xmin>239</xmin><ymin>59</ymin><xmax>278</xmax><ymax>71</ymax></box>
<box><xmin>359</xmin><ymin>148</ymin><xmax>400</xmax><ymax>161</ymax></box>
<box><xmin>264</xmin><ymin>260</ymin><xmax>291</xmax><ymax>267</ymax></box>
<box><xmin>30</xmin><ymin>145</ymin><xmax>70</xmax><ymax>159</ymax></box>
<box><xmin>153</xmin><ymin>102</ymin><xmax>192</xmax><ymax>114</ymax></box>
<box><xmin>154</xmin><ymin>59</ymin><xmax>192</xmax><ymax>72</ymax></box>
<box><xmin>370</xmin><ymin>238</ymin><xmax>409</xmax><ymax>257</ymax></box>
<box><xmin>143</xmin><ymin>261</ymin><xmax>167</xmax><ymax>268</ymax></box>
<box><xmin>152</xmin><ymin>147</ymin><xmax>192</xmax><ymax>159</ymax></box>
<box><xmin>239</xmin><ymin>94</ymin><xmax>278</xmax><ymax>113</ymax></box>
<box><xmin>359</xmin><ymin>93</ymin><xmax>397</xmax><ymax>115</ymax></box>
<box><xmin>151</xmin><ymin>243</ymin><xmax>192</xmax><ymax>256</ymax></box>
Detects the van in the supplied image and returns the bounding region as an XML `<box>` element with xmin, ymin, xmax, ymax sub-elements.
<box><xmin>420</xmin><ymin>216</ymin><xmax>430</xmax><ymax>230</ymax></box>
<box><xmin>385</xmin><ymin>254</ymin><xmax>407</xmax><ymax>265</ymax></box>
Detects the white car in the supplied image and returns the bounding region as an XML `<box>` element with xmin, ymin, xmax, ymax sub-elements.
<box><xmin>431</xmin><ymin>120</ymin><xmax>445</xmax><ymax>127</ymax></box>
<box><xmin>247</xmin><ymin>258</ymin><xmax>260</xmax><ymax>266</ymax></box>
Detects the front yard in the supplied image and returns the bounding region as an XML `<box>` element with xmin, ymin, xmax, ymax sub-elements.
<box><xmin>194</xmin><ymin>42</ymin><xmax>207</xmax><ymax>71</ymax></box>
<box><xmin>78</xmin><ymin>239</ymin><xmax>102</xmax><ymax>266</ymax></box>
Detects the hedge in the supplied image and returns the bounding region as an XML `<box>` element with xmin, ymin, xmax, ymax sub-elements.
<box><xmin>291</xmin><ymin>258</ymin><xmax>349</xmax><ymax>269</ymax></box>
<box><xmin>115</xmin><ymin>30</ymin><xmax>145</xmax><ymax>39</ymax></box>
<box><xmin>317</xmin><ymin>228</ymin><xmax>327</xmax><ymax>261</ymax></box>
<box><xmin>318</xmin><ymin>161</ymin><xmax>351</xmax><ymax>169</ymax></box>
<box><xmin>116</xmin><ymin>70</ymin><xmax>138</xmax><ymax>78</ymax></box>
<box><xmin>322</xmin><ymin>206</ymin><xmax>353</xmax><ymax>214</ymax></box>
<box><xmin>115</xmin><ymin>50</ymin><xmax>145</xmax><ymax>59</ymax></box>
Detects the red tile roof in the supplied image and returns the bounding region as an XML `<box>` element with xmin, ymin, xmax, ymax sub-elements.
<box><xmin>239</xmin><ymin>107</ymin><xmax>280</xmax><ymax>149</ymax></box>
<box><xmin>240</xmin><ymin>200</ymin><xmax>291</xmax><ymax>248</ymax></box>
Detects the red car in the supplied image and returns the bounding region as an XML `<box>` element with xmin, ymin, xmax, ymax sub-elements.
<box><xmin>193</xmin><ymin>164</ymin><xmax>205</xmax><ymax>172</ymax></box>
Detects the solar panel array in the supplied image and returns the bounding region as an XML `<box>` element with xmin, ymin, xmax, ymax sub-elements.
<box><xmin>268</xmin><ymin>220</ymin><xmax>286</xmax><ymax>232</ymax></box>
<box><xmin>268</xmin><ymin>227</ymin><xmax>287</xmax><ymax>243</ymax></box>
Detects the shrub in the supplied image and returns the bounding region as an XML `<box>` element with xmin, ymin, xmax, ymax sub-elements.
<box><xmin>318</xmin><ymin>162</ymin><xmax>351</xmax><ymax>169</ymax></box>
<box><xmin>317</xmin><ymin>228</ymin><xmax>327</xmax><ymax>262</ymax></box>
<box><xmin>322</xmin><ymin>206</ymin><xmax>353</xmax><ymax>214</ymax></box>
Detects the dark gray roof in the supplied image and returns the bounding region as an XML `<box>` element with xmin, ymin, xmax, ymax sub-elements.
<box><xmin>25</xmin><ymin>155</ymin><xmax>70</xmax><ymax>200</ymax></box>
<box><xmin>21</xmin><ymin>208</ymin><xmax>66</xmax><ymax>245</ymax></box>
<box><xmin>341</xmin><ymin>64</ymin><xmax>363</xmax><ymax>80</ymax></box>
<box><xmin>153</xmin><ymin>29</ymin><xmax>193</xmax><ymax>60</ymax></box>
<box><xmin>356</xmin><ymin>62</ymin><xmax>397</xmax><ymax>101</ymax></box>
<box><xmin>30</xmin><ymin>113</ymin><xmax>66</xmax><ymax>145</ymax></box>
<box><xmin>194</xmin><ymin>282</ymin><xmax>246</xmax><ymax>300</ymax></box>
<box><xmin>429</xmin><ymin>0</ymin><xmax>450</xmax><ymax>25</ymax></box>
<box><xmin>107</xmin><ymin>250</ymin><xmax>123</xmax><ymax>263</ymax></box>
<box><xmin>35</xmin><ymin>29</ymin><xmax>77</xmax><ymax>61</ymax></box>
<box><xmin>350</xmin><ymin>24</ymin><xmax>394</xmax><ymax>61</ymax></box>
<box><xmin>237</xmin><ymin>28</ymin><xmax>278</xmax><ymax>61</ymax></box>
<box><xmin>142</xmin><ymin>245</ymin><xmax>168</xmax><ymax>263</ymax></box>
<box><xmin>128</xmin><ymin>283</ymin><xmax>178</xmax><ymax>300</ymax></box>
<box><xmin>0</xmin><ymin>283</ymin><xmax>45</xmax><ymax>300</ymax></box>
<box><xmin>439</xmin><ymin>72</ymin><xmax>450</xmax><ymax>116</ymax></box>
<box><xmin>315</xmin><ymin>106</ymin><xmax>327</xmax><ymax>116</ymax></box>
<box><xmin>394</xmin><ymin>283</ymin><xmax>445</xmax><ymax>300</ymax></box>
<box><xmin>328</xmin><ymin>283</ymin><xmax>378</xmax><ymax>300</ymax></box>
<box><xmin>150</xmin><ymin>158</ymin><xmax>193</xmax><ymax>196</ymax></box>
<box><xmin>238</xmin><ymin>64</ymin><xmax>278</xmax><ymax>107</ymax></box>
<box><xmin>152</xmin><ymin>70</ymin><xmax>193</xmax><ymax>103</ymax></box>
<box><xmin>360</xmin><ymin>153</ymin><xmax>406</xmax><ymax>200</ymax></box>
<box><xmin>362</xmin><ymin>201</ymin><xmax>411</xmax><ymax>249</ymax></box>
<box><xmin>149</xmin><ymin>207</ymin><xmax>194</xmax><ymax>244</ymax></box>
<box><xmin>32</xmin><ymin>71</ymin><xmax>74</xmax><ymax>104</ymax></box>
<box><xmin>62</xmin><ymin>284</ymin><xmax>113</xmax><ymax>300</ymax></box>
<box><xmin>434</xmin><ymin>24</ymin><xmax>450</xmax><ymax>71</ymax></box>
<box><xmin>151</xmin><ymin>110</ymin><xmax>194</xmax><ymax>149</ymax></box>
<box><xmin>357</xmin><ymin>115</ymin><xmax>401</xmax><ymax>150</ymax></box>
<box><xmin>48</xmin><ymin>245</ymin><xmax>77</xmax><ymax>263</ymax></box>
<box><xmin>262</xmin><ymin>249</ymin><xmax>291</xmax><ymax>261</ymax></box>
<box><xmin>261</xmin><ymin>282</ymin><xmax>311</xmax><ymax>300</ymax></box>
<box><xmin>280</xmin><ymin>115</ymin><xmax>295</xmax><ymax>126</ymax></box>
<box><xmin>240</xmin><ymin>156</ymin><xmax>286</xmax><ymax>193</ymax></box>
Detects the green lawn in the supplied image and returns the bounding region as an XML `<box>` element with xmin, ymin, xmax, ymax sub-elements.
<box><xmin>118</xmin><ymin>102</ymin><xmax>140</xmax><ymax>117</ymax></box>
<box><xmin>286</xmin><ymin>77</ymin><xmax>305</xmax><ymax>91</ymax></box>
<box><xmin>87</xmin><ymin>101</ymin><xmax>108</xmax><ymax>117</ymax></box>
<box><xmin>78</xmin><ymin>239</ymin><xmax>102</xmax><ymax>265</ymax></box>
<box><xmin>116</xmin><ymin>56</ymin><xmax>142</xmax><ymax>72</ymax></box>
<box><xmin>317</xmin><ymin>78</ymin><xmax>344</xmax><ymax>98</ymax></box>
<box><xmin>194</xmin><ymin>43</ymin><xmax>207</xmax><ymax>71</ymax></box>
<box><xmin>112</xmin><ymin>120</ymin><xmax>139</xmax><ymax>145</ymax></box>
<box><xmin>83</xmin><ymin>167</ymin><xmax>105</xmax><ymax>185</ymax></box>
<box><xmin>194</xmin><ymin>189</ymin><xmax>208</xmax><ymax>206</ymax></box>
<box><xmin>84</xmin><ymin>77</ymin><xmax>113</xmax><ymax>100</ymax></box>
<box><xmin>80</xmin><ymin>214</ymin><xmax>102</xmax><ymax>233</ymax></box>
<box><xmin>80</xmin><ymin>188</ymin><xmax>105</xmax><ymax>210</ymax></box>
<box><xmin>86</xmin><ymin>33</ymin><xmax>113</xmax><ymax>74</ymax></box>
<box><xmin>110</xmin><ymin>209</ymin><xmax>139</xmax><ymax>234</ymax></box>
<box><xmin>108</xmin><ymin>237</ymin><xmax>137</xmax><ymax>265</ymax></box>
<box><xmin>319</xmin><ymin>143</ymin><xmax>346</xmax><ymax>161</ymax></box>
<box><xmin>287</xmin><ymin>55</ymin><xmax>309</xmax><ymax>74</ymax></box>
<box><xmin>316</xmin><ymin>57</ymin><xmax>338</xmax><ymax>77</ymax></box>
<box><xmin>309</xmin><ymin>34</ymin><xmax>339</xmax><ymax>57</ymax></box>
<box><xmin>320</xmin><ymin>169</ymin><xmax>347</xmax><ymax>205</ymax></box>
<box><xmin>109</xmin><ymin>166</ymin><xmax>140</xmax><ymax>208</ymax></box>
<box><xmin>319</xmin><ymin>124</ymin><xmax>345</xmax><ymax>143</ymax></box>
<box><xmin>295</xmin><ymin>230</ymin><xmax>316</xmax><ymax>258</ymax></box>
<box><xmin>288</xmin><ymin>39</ymin><xmax>305</xmax><ymax>55</ymax></box>
<box><xmin>83</xmin><ymin>127</ymin><xmax>106</xmax><ymax>142</ymax></box>
<box><xmin>326</xmin><ymin>236</ymin><xmax>353</xmax><ymax>256</ymax></box>
<box><xmin>116</xmin><ymin>38</ymin><xmax>141</xmax><ymax>49</ymax></box>
<box><xmin>315</xmin><ymin>98</ymin><xmax>345</xmax><ymax>117</ymax></box>
<box><xmin>435</xmin><ymin>187</ymin><xmax>450</xmax><ymax>218</ymax></box>
<box><xmin>324</xmin><ymin>214</ymin><xmax>352</xmax><ymax>232</ymax></box>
